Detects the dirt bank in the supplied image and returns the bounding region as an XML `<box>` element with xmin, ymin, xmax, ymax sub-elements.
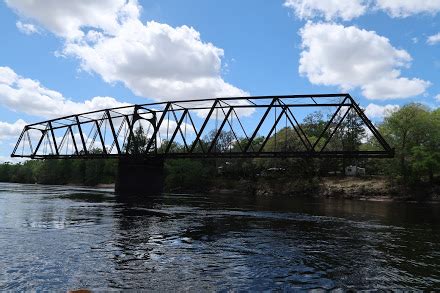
<box><xmin>208</xmin><ymin>176</ymin><xmax>440</xmax><ymax>202</ymax></box>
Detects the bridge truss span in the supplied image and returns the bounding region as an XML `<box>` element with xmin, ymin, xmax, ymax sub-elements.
<box><xmin>11</xmin><ymin>94</ymin><xmax>394</xmax><ymax>159</ymax></box>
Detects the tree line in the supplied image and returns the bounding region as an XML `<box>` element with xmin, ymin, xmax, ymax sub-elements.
<box><xmin>0</xmin><ymin>156</ymin><xmax>117</xmax><ymax>186</ymax></box>
<box><xmin>0</xmin><ymin>103</ymin><xmax>439</xmax><ymax>190</ymax></box>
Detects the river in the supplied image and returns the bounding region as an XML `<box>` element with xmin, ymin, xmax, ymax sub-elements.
<box><xmin>0</xmin><ymin>182</ymin><xmax>439</xmax><ymax>290</ymax></box>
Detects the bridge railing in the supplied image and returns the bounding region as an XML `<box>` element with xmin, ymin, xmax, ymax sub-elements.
<box><xmin>11</xmin><ymin>94</ymin><xmax>394</xmax><ymax>159</ymax></box>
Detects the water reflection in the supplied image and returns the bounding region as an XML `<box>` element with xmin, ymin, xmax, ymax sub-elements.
<box><xmin>0</xmin><ymin>183</ymin><xmax>439</xmax><ymax>290</ymax></box>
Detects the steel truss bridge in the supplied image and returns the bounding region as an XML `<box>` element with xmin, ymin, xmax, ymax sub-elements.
<box><xmin>11</xmin><ymin>94</ymin><xmax>394</xmax><ymax>160</ymax></box>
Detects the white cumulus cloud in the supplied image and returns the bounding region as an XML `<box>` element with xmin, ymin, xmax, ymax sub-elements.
<box><xmin>6</xmin><ymin>0</ymin><xmax>247</xmax><ymax>101</ymax></box>
<box><xmin>299</xmin><ymin>23</ymin><xmax>430</xmax><ymax>100</ymax></box>
<box><xmin>63</xmin><ymin>20</ymin><xmax>247</xmax><ymax>101</ymax></box>
<box><xmin>427</xmin><ymin>33</ymin><xmax>440</xmax><ymax>45</ymax></box>
<box><xmin>0</xmin><ymin>119</ymin><xmax>27</xmax><ymax>140</ymax></box>
<box><xmin>0</xmin><ymin>119</ymin><xmax>28</xmax><ymax>161</ymax></box>
<box><xmin>16</xmin><ymin>21</ymin><xmax>39</xmax><ymax>35</ymax></box>
<box><xmin>365</xmin><ymin>103</ymin><xmax>399</xmax><ymax>119</ymax></box>
<box><xmin>283</xmin><ymin>0</ymin><xmax>440</xmax><ymax>20</ymax></box>
<box><xmin>435</xmin><ymin>94</ymin><xmax>440</xmax><ymax>102</ymax></box>
<box><xmin>0</xmin><ymin>66</ymin><xmax>129</xmax><ymax>119</ymax></box>
<box><xmin>6</xmin><ymin>0</ymin><xmax>138</xmax><ymax>40</ymax></box>
<box><xmin>375</xmin><ymin>0</ymin><xmax>440</xmax><ymax>17</ymax></box>
<box><xmin>283</xmin><ymin>0</ymin><xmax>367</xmax><ymax>21</ymax></box>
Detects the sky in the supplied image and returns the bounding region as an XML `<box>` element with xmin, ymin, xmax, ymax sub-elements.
<box><xmin>0</xmin><ymin>0</ymin><xmax>439</xmax><ymax>162</ymax></box>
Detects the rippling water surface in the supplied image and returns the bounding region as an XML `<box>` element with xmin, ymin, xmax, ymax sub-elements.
<box><xmin>0</xmin><ymin>182</ymin><xmax>439</xmax><ymax>291</ymax></box>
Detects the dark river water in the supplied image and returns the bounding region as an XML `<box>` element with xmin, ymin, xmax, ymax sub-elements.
<box><xmin>0</xmin><ymin>182</ymin><xmax>439</xmax><ymax>291</ymax></box>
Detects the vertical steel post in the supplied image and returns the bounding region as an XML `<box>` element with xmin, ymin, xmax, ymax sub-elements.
<box><xmin>48</xmin><ymin>121</ymin><xmax>59</xmax><ymax>156</ymax></box>
<box><xmin>105</xmin><ymin>110</ymin><xmax>121</xmax><ymax>154</ymax></box>
<box><xmin>75</xmin><ymin>116</ymin><xmax>88</xmax><ymax>155</ymax></box>
<box><xmin>95</xmin><ymin>120</ymin><xmax>107</xmax><ymax>154</ymax></box>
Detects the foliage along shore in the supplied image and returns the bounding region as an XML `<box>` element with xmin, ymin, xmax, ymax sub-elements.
<box><xmin>1</xmin><ymin>103</ymin><xmax>440</xmax><ymax>201</ymax></box>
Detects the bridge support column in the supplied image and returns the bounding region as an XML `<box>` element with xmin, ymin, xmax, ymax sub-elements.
<box><xmin>115</xmin><ymin>157</ymin><xmax>165</xmax><ymax>196</ymax></box>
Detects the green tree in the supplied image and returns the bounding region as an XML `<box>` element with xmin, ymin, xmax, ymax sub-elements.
<box><xmin>302</xmin><ymin>111</ymin><xmax>326</xmax><ymax>143</ymax></box>
<box><xmin>125</xmin><ymin>125</ymin><xmax>149</xmax><ymax>154</ymax></box>
<box><xmin>0</xmin><ymin>163</ymin><xmax>13</xmax><ymax>182</ymax></box>
<box><xmin>379</xmin><ymin>103</ymin><xmax>435</xmax><ymax>182</ymax></box>
<box><xmin>204</xmin><ymin>130</ymin><xmax>235</xmax><ymax>153</ymax></box>
<box><xmin>165</xmin><ymin>159</ymin><xmax>213</xmax><ymax>191</ymax></box>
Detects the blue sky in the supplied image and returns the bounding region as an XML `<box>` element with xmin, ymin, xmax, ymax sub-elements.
<box><xmin>0</xmin><ymin>0</ymin><xmax>439</xmax><ymax>161</ymax></box>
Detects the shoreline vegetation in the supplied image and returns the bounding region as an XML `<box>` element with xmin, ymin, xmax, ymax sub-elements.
<box><xmin>1</xmin><ymin>176</ymin><xmax>439</xmax><ymax>203</ymax></box>
<box><xmin>1</xmin><ymin>103</ymin><xmax>439</xmax><ymax>201</ymax></box>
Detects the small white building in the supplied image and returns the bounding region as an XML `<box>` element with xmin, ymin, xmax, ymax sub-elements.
<box><xmin>345</xmin><ymin>165</ymin><xmax>366</xmax><ymax>176</ymax></box>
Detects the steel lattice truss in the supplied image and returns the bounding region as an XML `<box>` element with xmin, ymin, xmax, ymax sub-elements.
<box><xmin>11</xmin><ymin>94</ymin><xmax>394</xmax><ymax>159</ymax></box>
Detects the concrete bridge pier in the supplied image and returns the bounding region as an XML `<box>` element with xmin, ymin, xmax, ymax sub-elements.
<box><xmin>115</xmin><ymin>157</ymin><xmax>165</xmax><ymax>196</ymax></box>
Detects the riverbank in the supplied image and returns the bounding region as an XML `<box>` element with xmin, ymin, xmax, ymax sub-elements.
<box><xmin>319</xmin><ymin>177</ymin><xmax>440</xmax><ymax>201</ymax></box>
<box><xmin>208</xmin><ymin>176</ymin><xmax>440</xmax><ymax>202</ymax></box>
<box><xmin>2</xmin><ymin>176</ymin><xmax>439</xmax><ymax>202</ymax></box>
